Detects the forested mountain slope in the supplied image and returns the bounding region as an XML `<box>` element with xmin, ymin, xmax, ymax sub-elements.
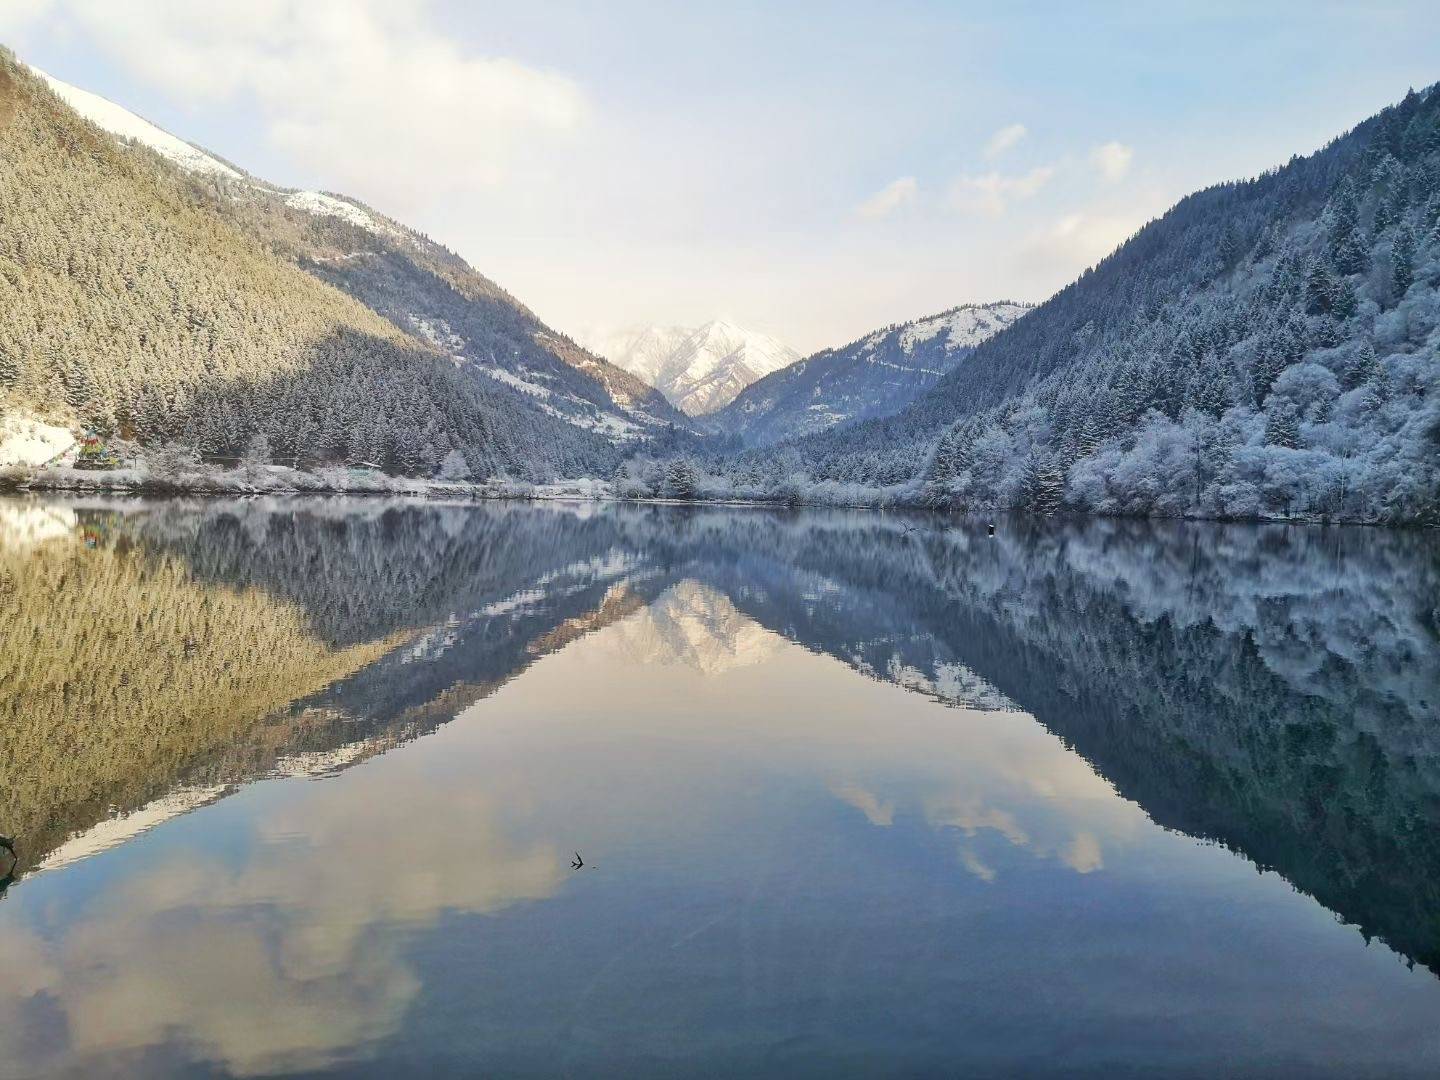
<box><xmin>0</xmin><ymin>52</ymin><xmax>679</xmax><ymax>479</ymax></box>
<box><xmin>709</xmin><ymin>302</ymin><xmax>1030</xmax><ymax>445</ymax></box>
<box><xmin>247</xmin><ymin>179</ymin><xmax>688</xmax><ymax>443</ymax></box>
<box><xmin>737</xmin><ymin>87</ymin><xmax>1440</xmax><ymax>523</ymax></box>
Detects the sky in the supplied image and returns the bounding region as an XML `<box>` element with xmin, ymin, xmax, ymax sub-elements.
<box><xmin>4</xmin><ymin>1</ymin><xmax>1438</xmax><ymax>354</ymax></box>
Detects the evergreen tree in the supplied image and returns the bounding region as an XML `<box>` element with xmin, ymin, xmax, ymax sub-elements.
<box><xmin>1265</xmin><ymin>403</ymin><xmax>1300</xmax><ymax>449</ymax></box>
<box><xmin>1343</xmin><ymin>342</ymin><xmax>1380</xmax><ymax>391</ymax></box>
<box><xmin>1304</xmin><ymin>258</ymin><xmax>1338</xmax><ymax>315</ymax></box>
<box><xmin>0</xmin><ymin>344</ymin><xmax>18</xmax><ymax>391</ymax></box>
<box><xmin>1330</xmin><ymin>276</ymin><xmax>1359</xmax><ymax>320</ymax></box>
<box><xmin>1326</xmin><ymin>179</ymin><xmax>1366</xmax><ymax>273</ymax></box>
<box><xmin>1186</xmin><ymin>354</ymin><xmax>1231</xmax><ymax>417</ymax></box>
<box><xmin>1018</xmin><ymin>451</ymin><xmax>1064</xmax><ymax>514</ymax></box>
<box><xmin>1391</xmin><ymin>224</ymin><xmax>1416</xmax><ymax>299</ymax></box>
<box><xmin>1218</xmin><ymin>222</ymin><xmax>1240</xmax><ymax>269</ymax></box>
<box><xmin>1076</xmin><ymin>412</ymin><xmax>1105</xmax><ymax>457</ymax></box>
<box><xmin>665</xmin><ymin>457</ymin><xmax>699</xmax><ymax>500</ymax></box>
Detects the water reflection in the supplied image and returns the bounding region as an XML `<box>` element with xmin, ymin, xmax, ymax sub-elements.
<box><xmin>0</xmin><ymin>496</ymin><xmax>1438</xmax><ymax>1075</ymax></box>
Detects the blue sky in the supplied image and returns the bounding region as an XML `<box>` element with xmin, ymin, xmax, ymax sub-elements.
<box><xmin>5</xmin><ymin>1</ymin><xmax>1438</xmax><ymax>352</ymax></box>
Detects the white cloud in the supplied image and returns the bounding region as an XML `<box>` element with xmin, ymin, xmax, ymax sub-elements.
<box><xmin>1090</xmin><ymin>140</ymin><xmax>1134</xmax><ymax>183</ymax></box>
<box><xmin>982</xmin><ymin>122</ymin><xmax>1027</xmax><ymax>160</ymax></box>
<box><xmin>855</xmin><ymin>175</ymin><xmax>917</xmax><ymax>219</ymax></box>
<box><xmin>24</xmin><ymin>0</ymin><xmax>588</xmax><ymax>208</ymax></box>
<box><xmin>947</xmin><ymin>165</ymin><xmax>1055</xmax><ymax>217</ymax></box>
<box><xmin>0</xmin><ymin>0</ymin><xmax>55</xmax><ymax>31</ymax></box>
<box><xmin>1023</xmin><ymin>211</ymin><xmax>1143</xmax><ymax>269</ymax></box>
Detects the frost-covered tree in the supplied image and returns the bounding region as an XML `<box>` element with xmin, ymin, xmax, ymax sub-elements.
<box><xmin>437</xmin><ymin>448</ymin><xmax>471</xmax><ymax>481</ymax></box>
<box><xmin>665</xmin><ymin>457</ymin><xmax>699</xmax><ymax>500</ymax></box>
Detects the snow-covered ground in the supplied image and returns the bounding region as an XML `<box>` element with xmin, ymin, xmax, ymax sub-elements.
<box><xmin>0</xmin><ymin>413</ymin><xmax>74</xmax><ymax>467</ymax></box>
<box><xmin>0</xmin><ymin>449</ymin><xmax>616</xmax><ymax>503</ymax></box>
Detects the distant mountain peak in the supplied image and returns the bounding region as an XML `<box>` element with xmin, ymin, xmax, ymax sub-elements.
<box><xmin>589</xmin><ymin>320</ymin><xmax>801</xmax><ymax>415</ymax></box>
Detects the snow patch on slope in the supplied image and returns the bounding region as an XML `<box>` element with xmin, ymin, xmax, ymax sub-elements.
<box><xmin>286</xmin><ymin>190</ymin><xmax>390</xmax><ymax>234</ymax></box>
<box><xmin>897</xmin><ymin>302</ymin><xmax>1033</xmax><ymax>354</ymax></box>
<box><xmin>29</xmin><ymin>66</ymin><xmax>241</xmax><ymax>179</ymax></box>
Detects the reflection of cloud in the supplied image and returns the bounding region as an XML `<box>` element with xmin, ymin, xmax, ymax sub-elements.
<box><xmin>0</xmin><ymin>778</ymin><xmax>566</xmax><ymax>1076</ymax></box>
<box><xmin>933</xmin><ymin>801</ymin><xmax>1030</xmax><ymax>847</ymax></box>
<box><xmin>930</xmin><ymin>797</ymin><xmax>1109</xmax><ymax>883</ymax></box>
<box><xmin>959</xmin><ymin>846</ymin><xmax>997</xmax><ymax>883</ymax></box>
<box><xmin>1063</xmin><ymin>831</ymin><xmax>1104</xmax><ymax>874</ymax></box>
<box><xmin>832</xmin><ymin>783</ymin><xmax>895</xmax><ymax>826</ymax></box>
<box><xmin>613</xmin><ymin>580</ymin><xmax>782</xmax><ymax>675</ymax></box>
<box><xmin>826</xmin><ymin>719</ymin><xmax>1141</xmax><ymax>885</ymax></box>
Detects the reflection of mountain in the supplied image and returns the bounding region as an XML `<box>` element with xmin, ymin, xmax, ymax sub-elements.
<box><xmin>612</xmin><ymin>580</ymin><xmax>783</xmax><ymax>674</ymax></box>
<box><xmin>6</xmin><ymin>495</ymin><xmax>1440</xmax><ymax>978</ymax></box>
<box><xmin>0</xmin><ymin>499</ymin><xmax>661</xmax><ymax>878</ymax></box>
<box><xmin>0</xmin><ymin>509</ymin><xmax>403</xmax><ymax>876</ymax></box>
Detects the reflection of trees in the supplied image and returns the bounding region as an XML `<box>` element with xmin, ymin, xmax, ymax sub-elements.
<box><xmin>118</xmin><ymin>498</ymin><xmax>645</xmax><ymax>647</ymax></box>
<box><xmin>0</xmin><ymin>499</ymin><xmax>655</xmax><ymax>877</ymax></box>
<box><xmin>0</xmin><ymin>516</ymin><xmax>401</xmax><ymax>874</ymax></box>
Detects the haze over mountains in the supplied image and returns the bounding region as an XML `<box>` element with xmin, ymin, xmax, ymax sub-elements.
<box><xmin>589</xmin><ymin>320</ymin><xmax>800</xmax><ymax>415</ymax></box>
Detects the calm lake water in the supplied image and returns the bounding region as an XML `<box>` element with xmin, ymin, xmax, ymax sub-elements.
<box><xmin>1</xmin><ymin>495</ymin><xmax>1438</xmax><ymax>1078</ymax></box>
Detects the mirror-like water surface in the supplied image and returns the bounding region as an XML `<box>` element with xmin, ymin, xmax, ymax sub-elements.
<box><xmin>1</xmin><ymin>496</ymin><xmax>1438</xmax><ymax>1077</ymax></box>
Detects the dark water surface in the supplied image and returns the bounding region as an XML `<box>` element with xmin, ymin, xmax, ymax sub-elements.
<box><xmin>1</xmin><ymin>495</ymin><xmax>1438</xmax><ymax>1078</ymax></box>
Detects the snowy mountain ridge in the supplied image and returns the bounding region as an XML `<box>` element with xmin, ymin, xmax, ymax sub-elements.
<box><xmin>30</xmin><ymin>65</ymin><xmax>241</xmax><ymax>179</ymax></box>
<box><xmin>710</xmin><ymin>301</ymin><xmax>1032</xmax><ymax>446</ymax></box>
<box><xmin>591</xmin><ymin>320</ymin><xmax>801</xmax><ymax>415</ymax></box>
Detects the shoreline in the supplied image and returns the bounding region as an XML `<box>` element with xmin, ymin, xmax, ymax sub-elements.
<box><xmin>1</xmin><ymin>467</ymin><xmax>1428</xmax><ymax>529</ymax></box>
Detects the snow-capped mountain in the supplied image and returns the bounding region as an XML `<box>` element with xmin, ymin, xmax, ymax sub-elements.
<box><xmin>591</xmin><ymin>320</ymin><xmax>801</xmax><ymax>415</ymax></box>
<box><xmin>709</xmin><ymin>302</ymin><xmax>1032</xmax><ymax>445</ymax></box>
<box><xmin>24</xmin><ymin>62</ymin><xmax>688</xmax><ymax>450</ymax></box>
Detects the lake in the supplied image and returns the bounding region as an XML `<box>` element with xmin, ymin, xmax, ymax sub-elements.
<box><xmin>1</xmin><ymin>495</ymin><xmax>1438</xmax><ymax>1078</ymax></box>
